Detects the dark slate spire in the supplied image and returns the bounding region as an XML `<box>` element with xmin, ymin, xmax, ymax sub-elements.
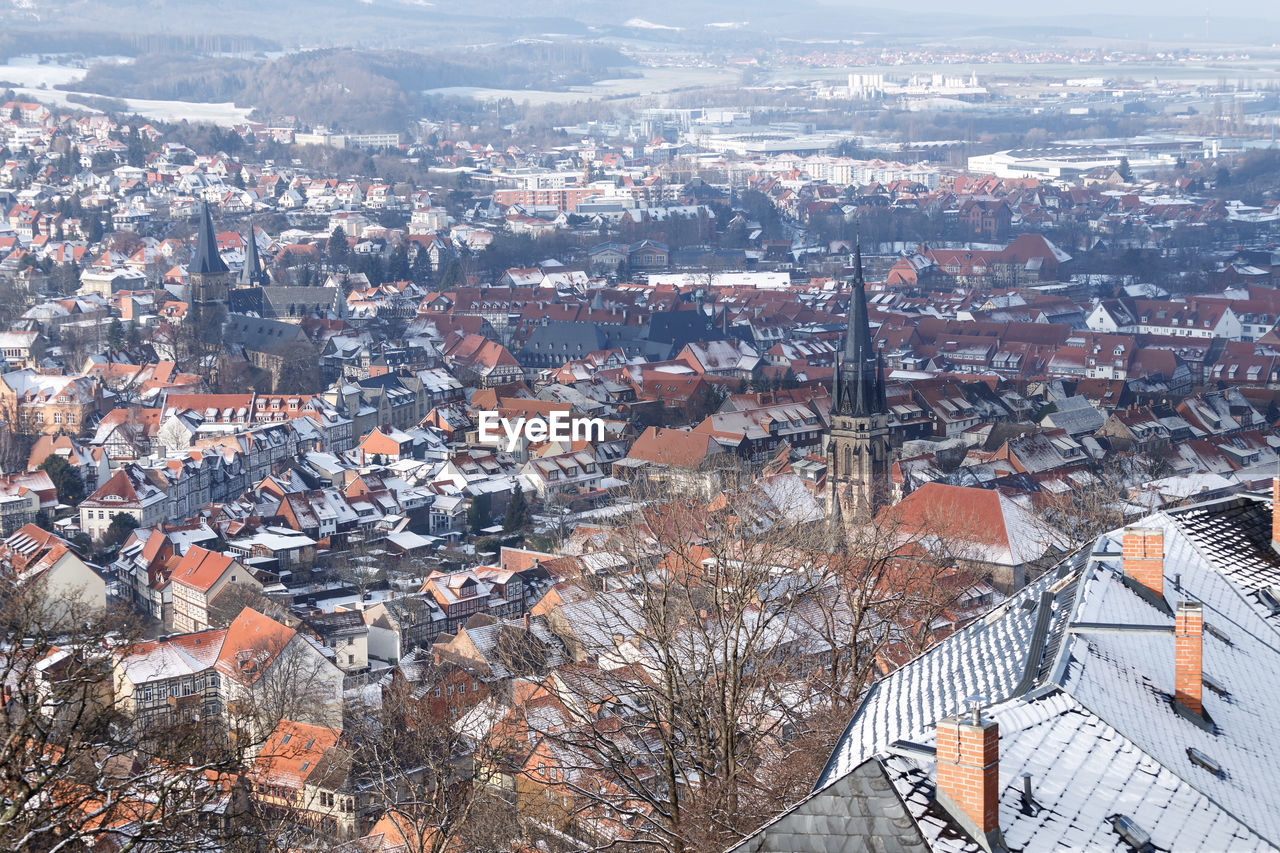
<box><xmin>191</xmin><ymin>201</ymin><xmax>228</xmax><ymax>276</ymax></box>
<box><xmin>834</xmin><ymin>240</ymin><xmax>885</xmax><ymax>417</ymax></box>
<box><xmin>238</xmin><ymin>219</ymin><xmax>267</xmax><ymax>287</ymax></box>
<box><xmin>844</xmin><ymin>240</ymin><xmax>873</xmax><ymax>364</ymax></box>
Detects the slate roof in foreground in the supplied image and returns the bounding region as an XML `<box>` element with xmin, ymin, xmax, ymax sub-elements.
<box><xmin>732</xmin><ymin>491</ymin><xmax>1280</xmax><ymax>852</ymax></box>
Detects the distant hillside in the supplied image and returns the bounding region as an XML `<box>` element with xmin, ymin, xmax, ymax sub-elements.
<box><xmin>60</xmin><ymin>44</ymin><xmax>637</xmax><ymax>132</ymax></box>
<box><xmin>0</xmin><ymin>29</ymin><xmax>278</xmax><ymax>65</ymax></box>
<box><xmin>6</xmin><ymin>0</ymin><xmax>1280</xmax><ymax>47</ymax></box>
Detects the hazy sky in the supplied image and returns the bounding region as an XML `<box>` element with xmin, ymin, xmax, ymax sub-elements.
<box><xmin>825</xmin><ymin>0</ymin><xmax>1280</xmax><ymax>22</ymax></box>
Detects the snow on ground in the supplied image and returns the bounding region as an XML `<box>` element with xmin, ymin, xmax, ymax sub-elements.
<box><xmin>624</xmin><ymin>18</ymin><xmax>681</xmax><ymax>30</ymax></box>
<box><xmin>0</xmin><ymin>57</ymin><xmax>95</xmax><ymax>87</ymax></box>
<box><xmin>424</xmin><ymin>66</ymin><xmax>739</xmax><ymax>105</ymax></box>
<box><xmin>1</xmin><ymin>56</ymin><xmax>251</xmax><ymax>126</ymax></box>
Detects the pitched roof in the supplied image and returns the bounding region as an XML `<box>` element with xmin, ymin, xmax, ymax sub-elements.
<box><xmin>727</xmin><ymin>758</ymin><xmax>926</xmax><ymax>853</ymax></box>
<box><xmin>170</xmin><ymin>546</ymin><xmax>240</xmax><ymax>593</ymax></box>
<box><xmin>884</xmin><ymin>482</ymin><xmax>1058</xmax><ymax>567</ymax></box>
<box><xmin>215</xmin><ymin>607</ymin><xmax>298</xmax><ymax>684</ymax></box>
<box><xmin>627</xmin><ymin>426</ymin><xmax>721</xmax><ymax>468</ymax></box>
<box><xmin>805</xmin><ymin>493</ymin><xmax>1280</xmax><ymax>852</ymax></box>
<box><xmin>253</xmin><ymin>719</ymin><xmax>342</xmax><ymax>789</ymax></box>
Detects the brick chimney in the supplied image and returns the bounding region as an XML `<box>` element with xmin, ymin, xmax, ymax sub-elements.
<box><xmin>1175</xmin><ymin>601</ymin><xmax>1203</xmax><ymax>715</ymax></box>
<box><xmin>1122</xmin><ymin>526</ymin><xmax>1164</xmax><ymax>599</ymax></box>
<box><xmin>936</xmin><ymin>712</ymin><xmax>1001</xmax><ymax>844</ymax></box>
<box><xmin>1271</xmin><ymin>478</ymin><xmax>1280</xmax><ymax>551</ymax></box>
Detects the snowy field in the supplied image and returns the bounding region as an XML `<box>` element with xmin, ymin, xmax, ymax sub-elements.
<box><xmin>0</xmin><ymin>56</ymin><xmax>252</xmax><ymax>126</ymax></box>
<box><xmin>424</xmin><ymin>65</ymin><xmax>740</xmax><ymax>105</ymax></box>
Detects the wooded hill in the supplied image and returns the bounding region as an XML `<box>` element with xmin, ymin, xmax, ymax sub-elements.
<box><xmin>61</xmin><ymin>44</ymin><xmax>637</xmax><ymax>132</ymax></box>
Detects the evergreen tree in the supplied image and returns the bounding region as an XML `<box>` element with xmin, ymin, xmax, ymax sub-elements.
<box><xmin>328</xmin><ymin>225</ymin><xmax>350</xmax><ymax>269</ymax></box>
<box><xmin>410</xmin><ymin>246</ymin><xmax>432</xmax><ymax>284</ymax></box>
<box><xmin>438</xmin><ymin>258</ymin><xmax>463</xmax><ymax>289</ymax></box>
<box><xmin>107</xmin><ymin>318</ymin><xmax>126</xmax><ymax>352</ymax></box>
<box><xmin>388</xmin><ymin>246</ymin><xmax>411</xmax><ymax>282</ymax></box>
<box><xmin>1117</xmin><ymin>157</ymin><xmax>1134</xmax><ymax>182</ymax></box>
<box><xmin>38</xmin><ymin>455</ymin><xmax>85</xmax><ymax>506</ymax></box>
<box><xmin>504</xmin><ymin>483</ymin><xmax>530</xmax><ymax>533</ymax></box>
<box><xmin>467</xmin><ymin>492</ymin><xmax>493</xmax><ymax>532</ymax></box>
<box><xmin>126</xmin><ymin>135</ymin><xmax>146</xmax><ymax>168</ymax></box>
<box><xmin>103</xmin><ymin>514</ymin><xmax>139</xmax><ymax>550</ymax></box>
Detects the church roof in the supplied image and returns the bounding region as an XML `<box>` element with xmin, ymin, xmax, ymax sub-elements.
<box><xmin>191</xmin><ymin>201</ymin><xmax>229</xmax><ymax>276</ymax></box>
<box><xmin>238</xmin><ymin>220</ymin><xmax>269</xmax><ymax>286</ymax></box>
<box><xmin>833</xmin><ymin>243</ymin><xmax>886</xmax><ymax>417</ymax></box>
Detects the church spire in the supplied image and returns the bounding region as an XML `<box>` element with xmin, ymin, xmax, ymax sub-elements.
<box><xmin>833</xmin><ymin>238</ymin><xmax>884</xmax><ymax>417</ymax></box>
<box><xmin>238</xmin><ymin>218</ymin><xmax>268</xmax><ymax>287</ymax></box>
<box><xmin>826</xmin><ymin>235</ymin><xmax>891</xmax><ymax>519</ymax></box>
<box><xmin>192</xmin><ymin>201</ymin><xmax>228</xmax><ymax>276</ymax></box>
<box><xmin>845</xmin><ymin>239</ymin><xmax>873</xmax><ymax>364</ymax></box>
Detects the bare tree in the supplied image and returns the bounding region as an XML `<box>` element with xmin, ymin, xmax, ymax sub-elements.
<box><xmin>170</xmin><ymin>303</ymin><xmax>228</xmax><ymax>389</ymax></box>
<box><xmin>518</xmin><ymin>473</ymin><xmax>834</xmax><ymax>853</ymax></box>
<box><xmin>327</xmin><ymin>534</ymin><xmax>384</xmax><ymax>606</ymax></box>
<box><xmin>345</xmin><ymin>659</ymin><xmax>522</xmax><ymax>853</ymax></box>
<box><xmin>222</xmin><ymin>617</ymin><xmax>344</xmax><ymax>743</ymax></box>
<box><xmin>0</xmin><ymin>587</ymin><xmax>246</xmax><ymax>853</ymax></box>
<box><xmin>1029</xmin><ymin>455</ymin><xmax>1167</xmax><ymax>553</ymax></box>
<box><xmin>793</xmin><ymin>507</ymin><xmax>982</xmax><ymax>737</ymax></box>
<box><xmin>273</xmin><ymin>340</ymin><xmax>323</xmax><ymax>395</ymax></box>
<box><xmin>501</xmin><ymin>469</ymin><xmax>989</xmax><ymax>853</ymax></box>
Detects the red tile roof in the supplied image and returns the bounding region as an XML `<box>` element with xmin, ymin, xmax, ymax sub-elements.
<box><xmin>170</xmin><ymin>546</ymin><xmax>240</xmax><ymax>593</ymax></box>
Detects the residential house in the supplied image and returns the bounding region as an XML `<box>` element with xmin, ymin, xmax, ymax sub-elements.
<box><xmin>170</xmin><ymin>546</ymin><xmax>263</xmax><ymax>633</ymax></box>
<box><xmin>79</xmin><ymin>465</ymin><xmax>169</xmax><ymax>541</ymax></box>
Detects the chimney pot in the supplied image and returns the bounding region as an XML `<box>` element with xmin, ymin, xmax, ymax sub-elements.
<box><xmin>1175</xmin><ymin>600</ymin><xmax>1204</xmax><ymax>715</ymax></box>
<box><xmin>1122</xmin><ymin>526</ymin><xmax>1164</xmax><ymax>599</ymax></box>
<box><xmin>936</xmin><ymin>713</ymin><xmax>1001</xmax><ymax>841</ymax></box>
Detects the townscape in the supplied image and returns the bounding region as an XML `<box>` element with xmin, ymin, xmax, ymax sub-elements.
<box><xmin>5</xmin><ymin>3</ymin><xmax>1280</xmax><ymax>851</ymax></box>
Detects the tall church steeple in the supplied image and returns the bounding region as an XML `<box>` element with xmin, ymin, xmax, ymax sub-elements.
<box><xmin>192</xmin><ymin>201</ymin><xmax>228</xmax><ymax>276</ymax></box>
<box><xmin>188</xmin><ymin>201</ymin><xmax>230</xmax><ymax>307</ymax></box>
<box><xmin>826</xmin><ymin>241</ymin><xmax>892</xmax><ymax>524</ymax></box>
<box><xmin>238</xmin><ymin>219</ymin><xmax>269</xmax><ymax>288</ymax></box>
<box><xmin>833</xmin><ymin>241</ymin><xmax>885</xmax><ymax>418</ymax></box>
